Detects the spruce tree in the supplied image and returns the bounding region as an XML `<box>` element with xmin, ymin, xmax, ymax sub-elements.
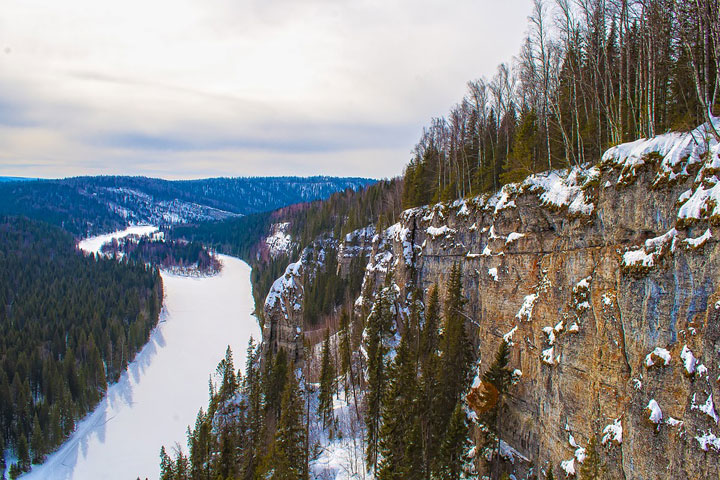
<box><xmin>265</xmin><ymin>348</ymin><xmax>288</xmax><ymax>419</ymax></box>
<box><xmin>436</xmin><ymin>403</ymin><xmax>473</xmax><ymax>480</ymax></box>
<box><xmin>242</xmin><ymin>337</ymin><xmax>263</xmax><ymax>479</ymax></box>
<box><xmin>436</xmin><ymin>263</ymin><xmax>473</xmax><ymax>449</ymax></box>
<box><xmin>318</xmin><ymin>329</ymin><xmax>336</xmax><ymax>430</ymax></box>
<box><xmin>31</xmin><ymin>414</ymin><xmax>44</xmax><ymax>463</ymax></box>
<box><xmin>16</xmin><ymin>434</ymin><xmax>30</xmax><ymax>472</ymax></box>
<box><xmin>364</xmin><ymin>273</ymin><xmax>397</xmax><ymax>472</ymax></box>
<box><xmin>269</xmin><ymin>366</ymin><xmax>307</xmax><ymax>480</ymax></box>
<box><xmin>159</xmin><ymin>446</ymin><xmax>173</xmax><ymax>480</ymax></box>
<box><xmin>419</xmin><ymin>284</ymin><xmax>440</xmax><ymax>367</ymax></box>
<box><xmin>377</xmin><ymin>330</ymin><xmax>421</xmax><ymax>480</ymax></box>
<box><xmin>478</xmin><ymin>340</ymin><xmax>513</xmax><ymax>474</ymax></box>
<box><xmin>338</xmin><ymin>310</ymin><xmax>352</xmax><ymax>380</ymax></box>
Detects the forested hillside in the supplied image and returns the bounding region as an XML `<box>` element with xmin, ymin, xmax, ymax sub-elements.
<box><xmin>0</xmin><ymin>176</ymin><xmax>375</xmax><ymax>236</ymax></box>
<box><xmin>157</xmin><ymin>0</ymin><xmax>720</xmax><ymax>479</ymax></box>
<box><xmin>171</xmin><ymin>179</ymin><xmax>403</xmax><ymax>323</ymax></box>
<box><xmin>0</xmin><ymin>217</ymin><xmax>162</xmax><ymax>478</ymax></box>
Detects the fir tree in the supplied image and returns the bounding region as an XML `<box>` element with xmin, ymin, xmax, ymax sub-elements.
<box><xmin>159</xmin><ymin>446</ymin><xmax>173</xmax><ymax>480</ymax></box>
<box><xmin>241</xmin><ymin>337</ymin><xmax>263</xmax><ymax>479</ymax></box>
<box><xmin>267</xmin><ymin>366</ymin><xmax>307</xmax><ymax>480</ymax></box>
<box><xmin>436</xmin><ymin>403</ymin><xmax>473</xmax><ymax>480</ymax></box>
<box><xmin>318</xmin><ymin>329</ymin><xmax>336</xmax><ymax>430</ymax></box>
<box><xmin>16</xmin><ymin>434</ymin><xmax>30</xmax><ymax>472</ymax></box>
<box><xmin>31</xmin><ymin>414</ymin><xmax>44</xmax><ymax>463</ymax></box>
<box><xmin>478</xmin><ymin>340</ymin><xmax>513</xmax><ymax>475</ymax></box>
<box><xmin>364</xmin><ymin>272</ymin><xmax>397</xmax><ymax>472</ymax></box>
<box><xmin>338</xmin><ymin>310</ymin><xmax>352</xmax><ymax>380</ymax></box>
<box><xmin>377</xmin><ymin>330</ymin><xmax>421</xmax><ymax>480</ymax></box>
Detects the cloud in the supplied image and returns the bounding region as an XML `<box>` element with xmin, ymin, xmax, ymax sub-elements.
<box><xmin>0</xmin><ymin>0</ymin><xmax>533</xmax><ymax>179</ymax></box>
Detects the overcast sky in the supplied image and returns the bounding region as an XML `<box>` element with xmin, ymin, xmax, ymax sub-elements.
<box><xmin>0</xmin><ymin>0</ymin><xmax>533</xmax><ymax>180</ymax></box>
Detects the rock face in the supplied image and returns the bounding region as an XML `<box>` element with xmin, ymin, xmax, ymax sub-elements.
<box><xmin>356</xmin><ymin>123</ymin><xmax>720</xmax><ymax>479</ymax></box>
<box><xmin>261</xmin><ymin>121</ymin><xmax>720</xmax><ymax>478</ymax></box>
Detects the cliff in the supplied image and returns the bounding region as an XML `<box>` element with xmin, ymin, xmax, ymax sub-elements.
<box><xmin>261</xmin><ymin>120</ymin><xmax>720</xmax><ymax>479</ymax></box>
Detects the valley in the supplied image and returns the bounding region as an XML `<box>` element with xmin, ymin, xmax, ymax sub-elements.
<box><xmin>21</xmin><ymin>229</ymin><xmax>259</xmax><ymax>480</ymax></box>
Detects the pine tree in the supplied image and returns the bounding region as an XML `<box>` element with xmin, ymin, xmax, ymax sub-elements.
<box><xmin>338</xmin><ymin>310</ymin><xmax>352</xmax><ymax>380</ymax></box>
<box><xmin>579</xmin><ymin>436</ymin><xmax>602</xmax><ymax>479</ymax></box>
<box><xmin>377</xmin><ymin>330</ymin><xmax>421</xmax><ymax>480</ymax></box>
<box><xmin>478</xmin><ymin>340</ymin><xmax>513</xmax><ymax>474</ymax></box>
<box><xmin>318</xmin><ymin>329</ymin><xmax>336</xmax><ymax>430</ymax></box>
<box><xmin>364</xmin><ymin>272</ymin><xmax>397</xmax><ymax>472</ymax></box>
<box><xmin>216</xmin><ymin>346</ymin><xmax>238</xmax><ymax>402</ymax></box>
<box><xmin>436</xmin><ymin>263</ymin><xmax>473</xmax><ymax>445</ymax></box>
<box><xmin>267</xmin><ymin>366</ymin><xmax>307</xmax><ymax>480</ymax></box>
<box><xmin>31</xmin><ymin>414</ymin><xmax>44</xmax><ymax>463</ymax></box>
<box><xmin>436</xmin><ymin>403</ymin><xmax>472</xmax><ymax>480</ymax></box>
<box><xmin>159</xmin><ymin>446</ymin><xmax>173</xmax><ymax>480</ymax></box>
<box><xmin>16</xmin><ymin>434</ymin><xmax>30</xmax><ymax>471</ymax></box>
<box><xmin>242</xmin><ymin>337</ymin><xmax>263</xmax><ymax>479</ymax></box>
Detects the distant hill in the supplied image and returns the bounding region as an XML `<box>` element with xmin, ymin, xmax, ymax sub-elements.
<box><xmin>0</xmin><ymin>176</ymin><xmax>376</xmax><ymax>236</ymax></box>
<box><xmin>0</xmin><ymin>176</ymin><xmax>38</xmax><ymax>182</ymax></box>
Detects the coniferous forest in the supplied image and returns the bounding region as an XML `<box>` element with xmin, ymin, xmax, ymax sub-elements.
<box><xmin>0</xmin><ymin>216</ymin><xmax>162</xmax><ymax>478</ymax></box>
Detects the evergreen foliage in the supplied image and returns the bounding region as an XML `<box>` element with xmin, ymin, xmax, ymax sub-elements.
<box><xmin>437</xmin><ymin>403</ymin><xmax>473</xmax><ymax>480</ymax></box>
<box><xmin>0</xmin><ymin>216</ymin><xmax>161</xmax><ymax>471</ymax></box>
<box><xmin>318</xmin><ymin>330</ymin><xmax>336</xmax><ymax>430</ymax></box>
<box><xmin>377</xmin><ymin>329</ymin><xmax>421</xmax><ymax>480</ymax></box>
<box><xmin>264</xmin><ymin>366</ymin><xmax>307</xmax><ymax>480</ymax></box>
<box><xmin>364</xmin><ymin>273</ymin><xmax>398</xmax><ymax>472</ymax></box>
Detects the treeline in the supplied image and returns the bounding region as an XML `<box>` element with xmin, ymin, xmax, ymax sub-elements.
<box><xmin>403</xmin><ymin>0</ymin><xmax>720</xmax><ymax>207</ymax></box>
<box><xmin>0</xmin><ymin>216</ymin><xmax>162</xmax><ymax>478</ymax></box>
<box><xmin>102</xmin><ymin>237</ymin><xmax>220</xmax><ymax>273</ymax></box>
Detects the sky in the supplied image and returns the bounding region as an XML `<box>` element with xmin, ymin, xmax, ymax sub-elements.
<box><xmin>0</xmin><ymin>0</ymin><xmax>533</xmax><ymax>180</ymax></box>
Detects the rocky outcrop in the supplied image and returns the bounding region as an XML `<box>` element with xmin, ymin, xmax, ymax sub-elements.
<box><xmin>356</xmin><ymin>121</ymin><xmax>720</xmax><ymax>479</ymax></box>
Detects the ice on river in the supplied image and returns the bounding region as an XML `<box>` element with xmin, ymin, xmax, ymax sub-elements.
<box><xmin>23</xmin><ymin>230</ymin><xmax>259</xmax><ymax>480</ymax></box>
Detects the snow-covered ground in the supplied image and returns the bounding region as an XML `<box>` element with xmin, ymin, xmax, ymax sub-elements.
<box><xmin>77</xmin><ymin>225</ymin><xmax>160</xmax><ymax>255</ymax></box>
<box><xmin>22</xmin><ymin>229</ymin><xmax>260</xmax><ymax>480</ymax></box>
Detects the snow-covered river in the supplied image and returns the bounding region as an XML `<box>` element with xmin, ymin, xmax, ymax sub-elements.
<box><xmin>23</xmin><ymin>226</ymin><xmax>260</xmax><ymax>480</ymax></box>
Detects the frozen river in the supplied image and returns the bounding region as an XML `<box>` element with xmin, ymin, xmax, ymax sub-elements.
<box><xmin>23</xmin><ymin>227</ymin><xmax>260</xmax><ymax>480</ymax></box>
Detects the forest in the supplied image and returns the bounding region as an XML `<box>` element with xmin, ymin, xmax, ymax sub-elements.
<box><xmin>0</xmin><ymin>216</ymin><xmax>162</xmax><ymax>478</ymax></box>
<box><xmin>402</xmin><ymin>0</ymin><xmax>720</xmax><ymax>207</ymax></box>
<box><xmin>172</xmin><ymin>179</ymin><xmax>404</xmax><ymax>324</ymax></box>
<box><xmin>101</xmin><ymin>236</ymin><xmax>221</xmax><ymax>274</ymax></box>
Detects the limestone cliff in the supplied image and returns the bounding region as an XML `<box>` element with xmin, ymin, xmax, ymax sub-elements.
<box><xmin>262</xmin><ymin>121</ymin><xmax>720</xmax><ymax>479</ymax></box>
